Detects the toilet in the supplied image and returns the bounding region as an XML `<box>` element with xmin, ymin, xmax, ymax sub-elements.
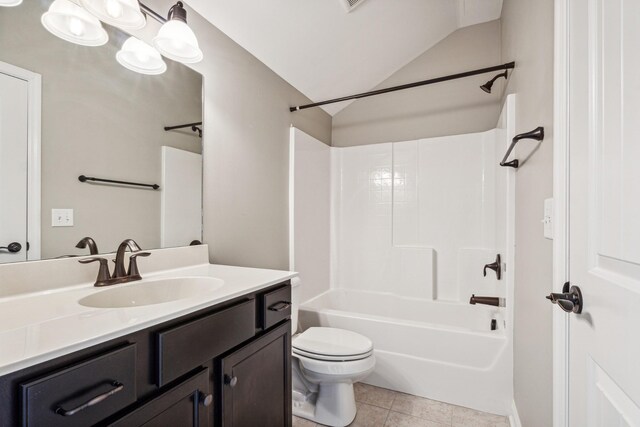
<box><xmin>291</xmin><ymin>284</ymin><xmax>376</xmax><ymax>427</ymax></box>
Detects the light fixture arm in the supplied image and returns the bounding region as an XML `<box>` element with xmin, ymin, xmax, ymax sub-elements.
<box><xmin>139</xmin><ymin>2</ymin><xmax>167</xmax><ymax>24</ymax></box>
<box><xmin>167</xmin><ymin>1</ymin><xmax>187</xmax><ymax>23</ymax></box>
<box><xmin>139</xmin><ymin>2</ymin><xmax>189</xmax><ymax>24</ymax></box>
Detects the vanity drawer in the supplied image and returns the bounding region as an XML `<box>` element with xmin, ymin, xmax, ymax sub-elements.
<box><xmin>261</xmin><ymin>285</ymin><xmax>292</xmax><ymax>330</ymax></box>
<box><xmin>157</xmin><ymin>299</ymin><xmax>256</xmax><ymax>386</ymax></box>
<box><xmin>20</xmin><ymin>344</ymin><xmax>137</xmax><ymax>427</ymax></box>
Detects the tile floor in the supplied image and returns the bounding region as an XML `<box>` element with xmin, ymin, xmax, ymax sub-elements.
<box><xmin>292</xmin><ymin>383</ymin><xmax>510</xmax><ymax>427</ymax></box>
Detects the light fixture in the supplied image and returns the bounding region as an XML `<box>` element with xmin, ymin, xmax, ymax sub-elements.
<box><xmin>0</xmin><ymin>0</ymin><xmax>23</xmax><ymax>7</ymax></box>
<box><xmin>116</xmin><ymin>36</ymin><xmax>167</xmax><ymax>75</ymax></box>
<box><xmin>41</xmin><ymin>0</ymin><xmax>108</xmax><ymax>47</ymax></box>
<box><xmin>153</xmin><ymin>1</ymin><xmax>203</xmax><ymax>64</ymax></box>
<box><xmin>80</xmin><ymin>0</ymin><xmax>146</xmax><ymax>30</ymax></box>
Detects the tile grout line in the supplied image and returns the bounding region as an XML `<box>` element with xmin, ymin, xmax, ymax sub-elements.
<box><xmin>355</xmin><ymin>383</ymin><xmax>400</xmax><ymax>412</ymax></box>
<box><xmin>381</xmin><ymin>408</ymin><xmax>390</xmax><ymax>427</ymax></box>
<box><xmin>389</xmin><ymin>390</ymin><xmax>398</xmax><ymax>409</ymax></box>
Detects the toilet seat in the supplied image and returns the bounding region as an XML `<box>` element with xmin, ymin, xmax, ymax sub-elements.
<box><xmin>292</xmin><ymin>347</ymin><xmax>373</xmax><ymax>362</ymax></box>
<box><xmin>293</xmin><ymin>327</ymin><xmax>373</xmax><ymax>362</ymax></box>
<box><xmin>295</xmin><ymin>352</ymin><xmax>376</xmax><ymax>378</ymax></box>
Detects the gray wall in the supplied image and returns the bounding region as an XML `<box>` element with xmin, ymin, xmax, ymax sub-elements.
<box><xmin>501</xmin><ymin>0</ymin><xmax>555</xmax><ymax>425</ymax></box>
<box><xmin>135</xmin><ymin>1</ymin><xmax>332</xmax><ymax>270</ymax></box>
<box><xmin>0</xmin><ymin>1</ymin><xmax>202</xmax><ymax>259</ymax></box>
<box><xmin>332</xmin><ymin>21</ymin><xmax>502</xmax><ymax>146</ymax></box>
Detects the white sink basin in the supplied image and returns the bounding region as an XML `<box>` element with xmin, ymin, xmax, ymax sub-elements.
<box><xmin>78</xmin><ymin>277</ymin><xmax>224</xmax><ymax>308</ymax></box>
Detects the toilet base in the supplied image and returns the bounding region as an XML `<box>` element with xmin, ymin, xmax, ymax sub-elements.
<box><xmin>293</xmin><ymin>383</ymin><xmax>357</xmax><ymax>427</ymax></box>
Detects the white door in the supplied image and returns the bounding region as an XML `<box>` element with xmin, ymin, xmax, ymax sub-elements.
<box><xmin>0</xmin><ymin>71</ymin><xmax>28</xmax><ymax>263</ymax></box>
<box><xmin>563</xmin><ymin>0</ymin><xmax>640</xmax><ymax>425</ymax></box>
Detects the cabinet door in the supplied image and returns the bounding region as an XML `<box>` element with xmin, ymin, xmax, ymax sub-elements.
<box><xmin>108</xmin><ymin>368</ymin><xmax>211</xmax><ymax>427</ymax></box>
<box><xmin>220</xmin><ymin>321</ymin><xmax>291</xmax><ymax>427</ymax></box>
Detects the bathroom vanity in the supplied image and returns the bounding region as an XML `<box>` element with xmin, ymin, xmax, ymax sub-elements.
<box><xmin>0</xmin><ymin>249</ymin><xmax>295</xmax><ymax>427</ymax></box>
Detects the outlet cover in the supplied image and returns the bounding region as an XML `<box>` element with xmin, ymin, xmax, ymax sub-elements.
<box><xmin>52</xmin><ymin>209</ymin><xmax>74</xmax><ymax>227</ymax></box>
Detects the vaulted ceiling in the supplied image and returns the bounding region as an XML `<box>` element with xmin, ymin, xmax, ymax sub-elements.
<box><xmin>188</xmin><ymin>0</ymin><xmax>503</xmax><ymax>115</ymax></box>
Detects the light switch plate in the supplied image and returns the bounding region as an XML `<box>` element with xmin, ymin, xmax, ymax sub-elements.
<box><xmin>52</xmin><ymin>209</ymin><xmax>74</xmax><ymax>227</ymax></box>
<box><xmin>543</xmin><ymin>198</ymin><xmax>553</xmax><ymax>239</ymax></box>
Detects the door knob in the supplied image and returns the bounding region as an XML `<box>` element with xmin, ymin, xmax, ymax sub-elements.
<box><xmin>483</xmin><ymin>254</ymin><xmax>502</xmax><ymax>280</ymax></box>
<box><xmin>546</xmin><ymin>282</ymin><xmax>583</xmax><ymax>314</ymax></box>
<box><xmin>0</xmin><ymin>242</ymin><xmax>22</xmax><ymax>253</ymax></box>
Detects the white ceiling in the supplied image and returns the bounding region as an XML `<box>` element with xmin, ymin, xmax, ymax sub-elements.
<box><xmin>188</xmin><ymin>0</ymin><xmax>503</xmax><ymax>115</ymax></box>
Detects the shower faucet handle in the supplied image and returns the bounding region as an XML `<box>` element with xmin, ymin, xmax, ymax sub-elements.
<box><xmin>483</xmin><ymin>254</ymin><xmax>502</xmax><ymax>280</ymax></box>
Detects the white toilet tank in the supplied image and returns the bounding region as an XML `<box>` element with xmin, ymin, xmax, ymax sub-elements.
<box><xmin>291</xmin><ymin>277</ymin><xmax>301</xmax><ymax>334</ymax></box>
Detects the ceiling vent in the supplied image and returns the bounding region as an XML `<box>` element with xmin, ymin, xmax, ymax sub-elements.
<box><xmin>341</xmin><ymin>0</ymin><xmax>369</xmax><ymax>13</ymax></box>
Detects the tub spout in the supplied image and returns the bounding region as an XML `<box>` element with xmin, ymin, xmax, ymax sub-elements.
<box><xmin>469</xmin><ymin>294</ymin><xmax>503</xmax><ymax>307</ymax></box>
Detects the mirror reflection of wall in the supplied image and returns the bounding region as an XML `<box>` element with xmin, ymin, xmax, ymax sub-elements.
<box><xmin>0</xmin><ymin>0</ymin><xmax>203</xmax><ymax>264</ymax></box>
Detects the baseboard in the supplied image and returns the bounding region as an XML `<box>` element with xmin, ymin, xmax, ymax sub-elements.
<box><xmin>509</xmin><ymin>399</ymin><xmax>523</xmax><ymax>427</ymax></box>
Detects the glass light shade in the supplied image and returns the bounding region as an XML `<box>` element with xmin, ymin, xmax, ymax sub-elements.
<box><xmin>116</xmin><ymin>37</ymin><xmax>167</xmax><ymax>75</ymax></box>
<box><xmin>80</xmin><ymin>0</ymin><xmax>146</xmax><ymax>30</ymax></box>
<box><xmin>41</xmin><ymin>0</ymin><xmax>108</xmax><ymax>46</ymax></box>
<box><xmin>153</xmin><ymin>20</ymin><xmax>203</xmax><ymax>64</ymax></box>
<box><xmin>0</xmin><ymin>0</ymin><xmax>23</xmax><ymax>7</ymax></box>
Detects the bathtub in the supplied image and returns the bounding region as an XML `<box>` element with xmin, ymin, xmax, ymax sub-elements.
<box><xmin>298</xmin><ymin>289</ymin><xmax>512</xmax><ymax>415</ymax></box>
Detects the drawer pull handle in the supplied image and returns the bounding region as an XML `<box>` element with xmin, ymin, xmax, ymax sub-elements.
<box><xmin>268</xmin><ymin>301</ymin><xmax>291</xmax><ymax>312</ymax></box>
<box><xmin>54</xmin><ymin>381</ymin><xmax>124</xmax><ymax>417</ymax></box>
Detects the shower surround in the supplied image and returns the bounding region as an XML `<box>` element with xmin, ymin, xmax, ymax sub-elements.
<box><xmin>290</xmin><ymin>96</ymin><xmax>516</xmax><ymax>416</ymax></box>
<box><xmin>330</xmin><ymin>131</ymin><xmax>506</xmax><ymax>303</ymax></box>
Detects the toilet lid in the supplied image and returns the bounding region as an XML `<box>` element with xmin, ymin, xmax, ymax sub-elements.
<box><xmin>293</xmin><ymin>327</ymin><xmax>373</xmax><ymax>358</ymax></box>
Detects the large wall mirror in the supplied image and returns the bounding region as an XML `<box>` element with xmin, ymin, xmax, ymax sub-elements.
<box><xmin>0</xmin><ymin>1</ymin><xmax>203</xmax><ymax>264</ymax></box>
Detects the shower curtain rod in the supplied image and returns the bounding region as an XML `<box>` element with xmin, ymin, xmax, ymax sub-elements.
<box><xmin>289</xmin><ymin>61</ymin><xmax>516</xmax><ymax>112</ymax></box>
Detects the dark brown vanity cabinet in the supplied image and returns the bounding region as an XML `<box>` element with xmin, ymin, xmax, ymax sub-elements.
<box><xmin>218</xmin><ymin>322</ymin><xmax>292</xmax><ymax>427</ymax></box>
<box><xmin>156</xmin><ymin>300</ymin><xmax>257</xmax><ymax>387</ymax></box>
<box><xmin>261</xmin><ymin>285</ymin><xmax>292</xmax><ymax>330</ymax></box>
<box><xmin>107</xmin><ymin>368</ymin><xmax>210</xmax><ymax>427</ymax></box>
<box><xmin>20</xmin><ymin>345</ymin><xmax>138</xmax><ymax>427</ymax></box>
<box><xmin>0</xmin><ymin>281</ymin><xmax>292</xmax><ymax>427</ymax></box>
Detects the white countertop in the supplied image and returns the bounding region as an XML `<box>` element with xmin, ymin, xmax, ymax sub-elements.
<box><xmin>0</xmin><ymin>263</ymin><xmax>296</xmax><ymax>376</ymax></box>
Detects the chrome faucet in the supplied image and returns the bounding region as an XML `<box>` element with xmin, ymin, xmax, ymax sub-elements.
<box><xmin>79</xmin><ymin>239</ymin><xmax>150</xmax><ymax>287</ymax></box>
